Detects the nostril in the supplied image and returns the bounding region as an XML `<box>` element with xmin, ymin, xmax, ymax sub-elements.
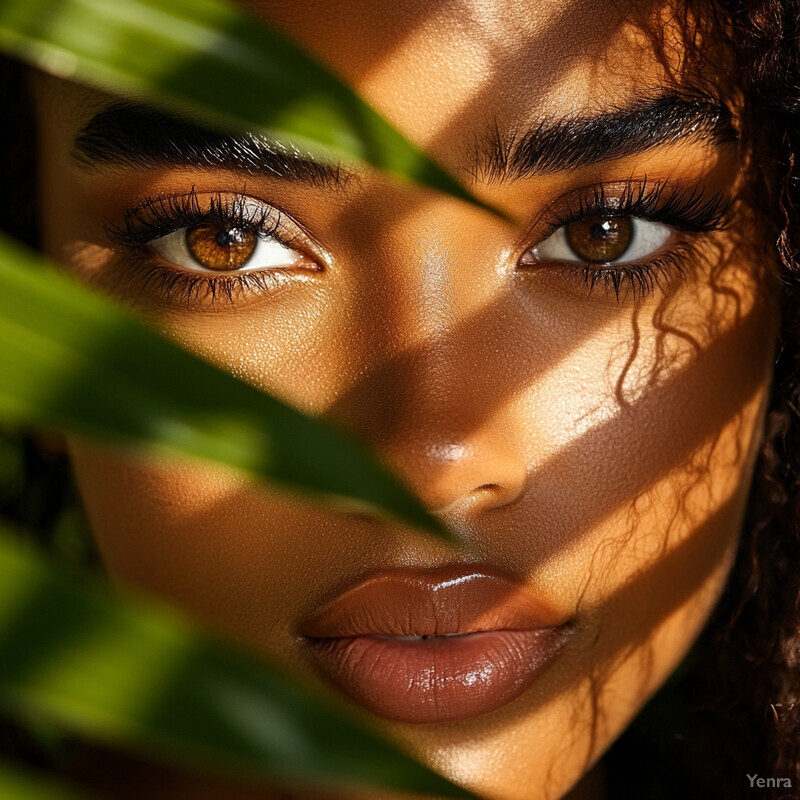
<box><xmin>475</xmin><ymin>481</ymin><xmax>521</xmax><ymax>508</ymax></box>
<box><xmin>432</xmin><ymin>481</ymin><xmax>520</xmax><ymax>519</ymax></box>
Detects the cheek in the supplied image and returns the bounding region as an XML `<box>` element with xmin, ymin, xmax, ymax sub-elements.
<box><xmin>402</xmin><ymin>286</ymin><xmax>776</xmax><ymax>796</ymax></box>
<box><xmin>514</xmin><ymin>259</ymin><xmax>774</xmax><ymax>619</ymax></box>
<box><xmin>519</xmin><ymin>280</ymin><xmax>773</xmax><ymax>747</ymax></box>
<box><xmin>64</xmin><ymin>447</ymin><xmax>352</xmax><ymax>650</ymax></box>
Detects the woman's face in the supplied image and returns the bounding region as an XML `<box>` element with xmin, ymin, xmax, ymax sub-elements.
<box><xmin>34</xmin><ymin>1</ymin><xmax>777</xmax><ymax>798</ymax></box>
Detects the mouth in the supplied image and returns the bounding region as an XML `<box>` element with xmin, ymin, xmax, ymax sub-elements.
<box><xmin>300</xmin><ymin>566</ymin><xmax>573</xmax><ymax>723</ymax></box>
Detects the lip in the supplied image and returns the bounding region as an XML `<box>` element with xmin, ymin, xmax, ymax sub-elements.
<box><xmin>301</xmin><ymin>566</ymin><xmax>572</xmax><ymax>723</ymax></box>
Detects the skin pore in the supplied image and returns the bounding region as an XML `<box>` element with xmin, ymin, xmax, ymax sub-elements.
<box><xmin>32</xmin><ymin>1</ymin><xmax>777</xmax><ymax>799</ymax></box>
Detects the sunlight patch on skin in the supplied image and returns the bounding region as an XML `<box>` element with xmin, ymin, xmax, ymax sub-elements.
<box><xmin>532</xmin><ymin>345</ymin><xmax>768</xmax><ymax>584</ymax></box>
<box><xmin>340</xmin><ymin>1</ymin><xmax>664</xmax><ymax>153</ymax></box>
<box><xmin>587</xmin><ymin>391</ymin><xmax>765</xmax><ymax>595</ymax></box>
<box><xmin>509</xmin><ymin>311</ymin><xmax>650</xmax><ymax>464</ymax></box>
<box><xmin>357</xmin><ymin>22</ymin><xmax>492</xmax><ymax>147</ymax></box>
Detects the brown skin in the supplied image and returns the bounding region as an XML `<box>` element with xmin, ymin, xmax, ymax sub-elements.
<box><xmin>33</xmin><ymin>1</ymin><xmax>777</xmax><ymax>798</ymax></box>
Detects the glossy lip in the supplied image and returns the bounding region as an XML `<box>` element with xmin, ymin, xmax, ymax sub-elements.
<box><xmin>301</xmin><ymin>566</ymin><xmax>573</xmax><ymax>723</ymax></box>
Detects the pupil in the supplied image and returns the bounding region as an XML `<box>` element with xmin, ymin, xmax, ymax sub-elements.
<box><xmin>215</xmin><ymin>228</ymin><xmax>247</xmax><ymax>247</ymax></box>
<box><xmin>589</xmin><ymin>220</ymin><xmax>619</xmax><ymax>240</ymax></box>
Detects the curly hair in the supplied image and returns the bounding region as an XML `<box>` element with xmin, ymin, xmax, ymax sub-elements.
<box><xmin>603</xmin><ymin>2</ymin><xmax>800</xmax><ymax>798</ymax></box>
<box><xmin>707</xmin><ymin>0</ymin><xmax>800</xmax><ymax>786</ymax></box>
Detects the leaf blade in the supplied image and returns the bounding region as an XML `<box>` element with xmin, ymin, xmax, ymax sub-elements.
<box><xmin>0</xmin><ymin>0</ymin><xmax>484</xmax><ymax>207</ymax></box>
<box><xmin>0</xmin><ymin>528</ymin><xmax>476</xmax><ymax>798</ymax></box>
<box><xmin>0</xmin><ymin>233</ymin><xmax>448</xmax><ymax>537</ymax></box>
<box><xmin>0</xmin><ymin>761</ymin><xmax>93</xmax><ymax>800</ymax></box>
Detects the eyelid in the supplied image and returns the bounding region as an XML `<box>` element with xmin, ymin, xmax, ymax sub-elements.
<box><xmin>105</xmin><ymin>189</ymin><xmax>330</xmax><ymax>267</ymax></box>
<box><xmin>519</xmin><ymin>178</ymin><xmax>732</xmax><ymax>246</ymax></box>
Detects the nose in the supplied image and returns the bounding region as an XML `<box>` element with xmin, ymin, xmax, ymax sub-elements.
<box><xmin>337</xmin><ymin>339</ymin><xmax>530</xmax><ymax>514</ymax></box>
<box><xmin>338</xmin><ymin>357</ymin><xmax>529</xmax><ymax>515</ymax></box>
<box><xmin>330</xmin><ymin>207</ymin><xmax>530</xmax><ymax>517</ymax></box>
<box><xmin>378</xmin><ymin>412</ymin><xmax>529</xmax><ymax>516</ymax></box>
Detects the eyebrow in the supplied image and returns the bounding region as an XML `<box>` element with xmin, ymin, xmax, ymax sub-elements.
<box><xmin>73</xmin><ymin>93</ymin><xmax>737</xmax><ymax>191</ymax></box>
<box><xmin>474</xmin><ymin>93</ymin><xmax>738</xmax><ymax>183</ymax></box>
<box><xmin>72</xmin><ymin>103</ymin><xmax>350</xmax><ymax>190</ymax></box>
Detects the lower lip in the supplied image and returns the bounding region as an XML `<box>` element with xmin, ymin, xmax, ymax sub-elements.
<box><xmin>307</xmin><ymin>627</ymin><xmax>569</xmax><ymax>723</ymax></box>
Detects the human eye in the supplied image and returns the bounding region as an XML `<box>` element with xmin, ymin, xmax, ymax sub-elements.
<box><xmin>533</xmin><ymin>217</ymin><xmax>670</xmax><ymax>265</ymax></box>
<box><xmin>518</xmin><ymin>180</ymin><xmax>732</xmax><ymax>302</ymax></box>
<box><xmin>105</xmin><ymin>190</ymin><xmax>321</xmax><ymax>305</ymax></box>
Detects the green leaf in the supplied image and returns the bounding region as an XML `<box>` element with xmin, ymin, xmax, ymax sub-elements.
<box><xmin>0</xmin><ymin>761</ymin><xmax>92</xmax><ymax>800</ymax></box>
<box><xmin>0</xmin><ymin>0</ymin><xmax>485</xmax><ymax>209</ymax></box>
<box><xmin>0</xmin><ymin>528</ymin><xmax>476</xmax><ymax>798</ymax></box>
<box><xmin>0</xmin><ymin>233</ymin><xmax>447</xmax><ymax>537</ymax></box>
<box><xmin>0</xmin><ymin>430</ymin><xmax>22</xmax><ymax>491</ymax></box>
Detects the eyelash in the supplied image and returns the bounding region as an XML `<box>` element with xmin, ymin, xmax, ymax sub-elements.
<box><xmin>105</xmin><ymin>190</ymin><xmax>313</xmax><ymax>304</ymax></box>
<box><xmin>108</xmin><ymin>190</ymin><xmax>288</xmax><ymax>245</ymax></box>
<box><xmin>530</xmin><ymin>180</ymin><xmax>732</xmax><ymax>301</ymax></box>
<box><xmin>105</xmin><ymin>181</ymin><xmax>732</xmax><ymax>306</ymax></box>
<box><xmin>547</xmin><ymin>179</ymin><xmax>730</xmax><ymax>233</ymax></box>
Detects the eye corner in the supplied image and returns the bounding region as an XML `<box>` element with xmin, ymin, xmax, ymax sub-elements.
<box><xmin>517</xmin><ymin>246</ymin><xmax>541</xmax><ymax>268</ymax></box>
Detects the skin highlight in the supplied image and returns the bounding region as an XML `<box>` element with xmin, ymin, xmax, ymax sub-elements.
<box><xmin>30</xmin><ymin>2</ymin><xmax>779</xmax><ymax>798</ymax></box>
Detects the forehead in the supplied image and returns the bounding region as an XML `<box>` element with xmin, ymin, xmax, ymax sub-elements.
<box><xmin>35</xmin><ymin>0</ymin><xmax>732</xmax><ymax>197</ymax></box>
<box><xmin>236</xmin><ymin>0</ymin><xmax>712</xmax><ymax>156</ymax></box>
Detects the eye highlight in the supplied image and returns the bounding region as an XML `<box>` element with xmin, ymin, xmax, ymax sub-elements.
<box><xmin>530</xmin><ymin>216</ymin><xmax>671</xmax><ymax>265</ymax></box>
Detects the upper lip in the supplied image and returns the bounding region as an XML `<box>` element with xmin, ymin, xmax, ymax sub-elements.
<box><xmin>301</xmin><ymin>565</ymin><xmax>568</xmax><ymax>639</ymax></box>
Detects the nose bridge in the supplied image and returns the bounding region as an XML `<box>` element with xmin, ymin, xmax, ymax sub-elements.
<box><xmin>381</xmin><ymin>207</ymin><xmax>469</xmax><ymax>350</ymax></box>
<box><xmin>336</xmin><ymin>202</ymin><xmax>529</xmax><ymax>514</ymax></box>
<box><xmin>350</xmin><ymin>202</ymin><xmax>492</xmax><ymax>440</ymax></box>
<box><xmin>381</xmin><ymin>336</ymin><xmax>479</xmax><ymax>452</ymax></box>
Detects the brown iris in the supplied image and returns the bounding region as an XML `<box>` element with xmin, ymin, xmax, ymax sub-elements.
<box><xmin>186</xmin><ymin>224</ymin><xmax>258</xmax><ymax>271</ymax></box>
<box><xmin>565</xmin><ymin>216</ymin><xmax>633</xmax><ymax>263</ymax></box>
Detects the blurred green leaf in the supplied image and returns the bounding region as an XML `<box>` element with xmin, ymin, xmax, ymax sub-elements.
<box><xmin>0</xmin><ymin>528</ymin><xmax>476</xmax><ymax>798</ymax></box>
<box><xmin>0</xmin><ymin>761</ymin><xmax>92</xmax><ymax>800</ymax></box>
<box><xmin>0</xmin><ymin>233</ymin><xmax>447</xmax><ymax>537</ymax></box>
<box><xmin>0</xmin><ymin>0</ymin><xmax>485</xmax><ymax>208</ymax></box>
<box><xmin>49</xmin><ymin>505</ymin><xmax>94</xmax><ymax>571</ymax></box>
<box><xmin>0</xmin><ymin>0</ymin><xmax>476</xmax><ymax>794</ymax></box>
<box><xmin>0</xmin><ymin>432</ymin><xmax>21</xmax><ymax>491</ymax></box>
